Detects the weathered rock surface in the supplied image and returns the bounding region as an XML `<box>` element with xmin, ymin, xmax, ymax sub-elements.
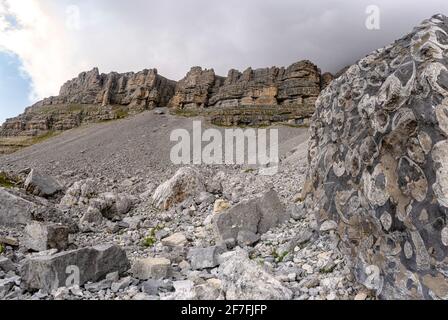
<box><xmin>187</xmin><ymin>246</ymin><xmax>225</xmax><ymax>270</ymax></box>
<box><xmin>131</xmin><ymin>257</ymin><xmax>171</xmax><ymax>280</ymax></box>
<box><xmin>169</xmin><ymin>67</ymin><xmax>225</xmax><ymax>109</ymax></box>
<box><xmin>152</xmin><ymin>167</ymin><xmax>205</xmax><ymax>210</ymax></box>
<box><xmin>24</xmin><ymin>169</ymin><xmax>63</xmax><ymax>197</ymax></box>
<box><xmin>303</xmin><ymin>14</ymin><xmax>448</xmax><ymax>299</ymax></box>
<box><xmin>161</xmin><ymin>233</ymin><xmax>188</xmax><ymax>248</ymax></box>
<box><xmin>172</xmin><ymin>60</ymin><xmax>324</xmax><ymax>126</ymax></box>
<box><xmin>213</xmin><ymin>190</ymin><xmax>289</xmax><ymax>247</ymax></box>
<box><xmin>163</xmin><ymin>279</ymin><xmax>224</xmax><ymax>300</ymax></box>
<box><xmin>0</xmin><ymin>257</ymin><xmax>16</xmax><ymax>272</ymax></box>
<box><xmin>23</xmin><ymin>222</ymin><xmax>69</xmax><ymax>252</ymax></box>
<box><xmin>0</xmin><ymin>188</ymin><xmax>34</xmax><ymax>227</ymax></box>
<box><xmin>1</xmin><ymin>60</ymin><xmax>329</xmax><ymax>140</ymax></box>
<box><xmin>0</xmin><ymin>68</ymin><xmax>176</xmax><ymax>137</ymax></box>
<box><xmin>217</xmin><ymin>249</ymin><xmax>293</xmax><ymax>300</ymax></box>
<box><xmin>21</xmin><ymin>244</ymin><xmax>130</xmax><ymax>292</ymax></box>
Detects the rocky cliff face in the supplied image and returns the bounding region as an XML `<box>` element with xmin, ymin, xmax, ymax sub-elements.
<box><xmin>171</xmin><ymin>60</ymin><xmax>324</xmax><ymax>126</ymax></box>
<box><xmin>1</xmin><ymin>60</ymin><xmax>329</xmax><ymax>137</ymax></box>
<box><xmin>303</xmin><ymin>14</ymin><xmax>448</xmax><ymax>299</ymax></box>
<box><xmin>37</xmin><ymin>67</ymin><xmax>176</xmax><ymax>110</ymax></box>
<box><xmin>1</xmin><ymin>68</ymin><xmax>176</xmax><ymax>137</ymax></box>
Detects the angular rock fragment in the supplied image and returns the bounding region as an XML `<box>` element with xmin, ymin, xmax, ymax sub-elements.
<box><xmin>217</xmin><ymin>249</ymin><xmax>293</xmax><ymax>300</ymax></box>
<box><xmin>24</xmin><ymin>169</ymin><xmax>63</xmax><ymax>197</ymax></box>
<box><xmin>80</xmin><ymin>207</ymin><xmax>104</xmax><ymax>225</ymax></box>
<box><xmin>131</xmin><ymin>257</ymin><xmax>171</xmax><ymax>280</ymax></box>
<box><xmin>0</xmin><ymin>257</ymin><xmax>15</xmax><ymax>272</ymax></box>
<box><xmin>0</xmin><ymin>276</ymin><xmax>19</xmax><ymax>299</ymax></box>
<box><xmin>187</xmin><ymin>246</ymin><xmax>225</xmax><ymax>270</ymax></box>
<box><xmin>213</xmin><ymin>190</ymin><xmax>288</xmax><ymax>247</ymax></box>
<box><xmin>213</xmin><ymin>199</ymin><xmax>230</xmax><ymax>214</ymax></box>
<box><xmin>95</xmin><ymin>192</ymin><xmax>134</xmax><ymax>220</ymax></box>
<box><xmin>152</xmin><ymin>167</ymin><xmax>205</xmax><ymax>210</ymax></box>
<box><xmin>20</xmin><ymin>244</ymin><xmax>130</xmax><ymax>292</ymax></box>
<box><xmin>23</xmin><ymin>222</ymin><xmax>69</xmax><ymax>252</ymax></box>
<box><xmin>161</xmin><ymin>233</ymin><xmax>188</xmax><ymax>248</ymax></box>
<box><xmin>0</xmin><ymin>188</ymin><xmax>34</xmax><ymax>227</ymax></box>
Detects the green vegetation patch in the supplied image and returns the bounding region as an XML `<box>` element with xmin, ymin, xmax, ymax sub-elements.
<box><xmin>114</xmin><ymin>107</ymin><xmax>129</xmax><ymax>119</ymax></box>
<box><xmin>0</xmin><ymin>172</ymin><xmax>15</xmax><ymax>189</ymax></box>
<box><xmin>173</xmin><ymin>108</ymin><xmax>201</xmax><ymax>118</ymax></box>
<box><xmin>272</xmin><ymin>249</ymin><xmax>289</xmax><ymax>263</ymax></box>
<box><xmin>142</xmin><ymin>224</ymin><xmax>165</xmax><ymax>248</ymax></box>
<box><xmin>29</xmin><ymin>131</ymin><xmax>60</xmax><ymax>145</ymax></box>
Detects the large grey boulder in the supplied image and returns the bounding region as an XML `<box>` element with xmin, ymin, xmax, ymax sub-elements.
<box><xmin>23</xmin><ymin>222</ymin><xmax>69</xmax><ymax>252</ymax></box>
<box><xmin>162</xmin><ymin>279</ymin><xmax>224</xmax><ymax>300</ymax></box>
<box><xmin>213</xmin><ymin>190</ymin><xmax>289</xmax><ymax>247</ymax></box>
<box><xmin>0</xmin><ymin>257</ymin><xmax>16</xmax><ymax>272</ymax></box>
<box><xmin>217</xmin><ymin>248</ymin><xmax>293</xmax><ymax>300</ymax></box>
<box><xmin>94</xmin><ymin>192</ymin><xmax>134</xmax><ymax>220</ymax></box>
<box><xmin>20</xmin><ymin>244</ymin><xmax>130</xmax><ymax>292</ymax></box>
<box><xmin>187</xmin><ymin>246</ymin><xmax>225</xmax><ymax>270</ymax></box>
<box><xmin>24</xmin><ymin>169</ymin><xmax>63</xmax><ymax>197</ymax></box>
<box><xmin>60</xmin><ymin>179</ymin><xmax>97</xmax><ymax>207</ymax></box>
<box><xmin>0</xmin><ymin>188</ymin><xmax>34</xmax><ymax>226</ymax></box>
<box><xmin>131</xmin><ymin>257</ymin><xmax>171</xmax><ymax>280</ymax></box>
<box><xmin>152</xmin><ymin>167</ymin><xmax>205</xmax><ymax>210</ymax></box>
<box><xmin>303</xmin><ymin>14</ymin><xmax>448</xmax><ymax>299</ymax></box>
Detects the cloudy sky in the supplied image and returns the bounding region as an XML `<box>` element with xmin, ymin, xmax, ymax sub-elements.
<box><xmin>1</xmin><ymin>0</ymin><xmax>448</xmax><ymax>124</ymax></box>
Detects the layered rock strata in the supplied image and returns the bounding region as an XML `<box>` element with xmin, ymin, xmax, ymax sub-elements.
<box><xmin>171</xmin><ymin>60</ymin><xmax>325</xmax><ymax>126</ymax></box>
<box><xmin>1</xmin><ymin>68</ymin><xmax>176</xmax><ymax>136</ymax></box>
<box><xmin>1</xmin><ymin>60</ymin><xmax>330</xmax><ymax>136</ymax></box>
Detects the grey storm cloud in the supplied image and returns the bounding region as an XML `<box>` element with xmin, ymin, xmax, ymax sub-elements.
<box><xmin>1</xmin><ymin>0</ymin><xmax>448</xmax><ymax>100</ymax></box>
<box><xmin>74</xmin><ymin>0</ymin><xmax>448</xmax><ymax>76</ymax></box>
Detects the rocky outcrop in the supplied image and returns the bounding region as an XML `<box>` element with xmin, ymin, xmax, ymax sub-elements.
<box><xmin>169</xmin><ymin>67</ymin><xmax>225</xmax><ymax>109</ymax></box>
<box><xmin>303</xmin><ymin>14</ymin><xmax>448</xmax><ymax>299</ymax></box>
<box><xmin>1</xmin><ymin>60</ymin><xmax>329</xmax><ymax>138</ymax></box>
<box><xmin>171</xmin><ymin>60</ymin><xmax>325</xmax><ymax>126</ymax></box>
<box><xmin>55</xmin><ymin>68</ymin><xmax>176</xmax><ymax>109</ymax></box>
<box><xmin>1</xmin><ymin>68</ymin><xmax>176</xmax><ymax>137</ymax></box>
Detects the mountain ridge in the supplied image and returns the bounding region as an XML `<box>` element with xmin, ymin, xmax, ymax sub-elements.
<box><xmin>0</xmin><ymin>59</ymin><xmax>331</xmax><ymax>137</ymax></box>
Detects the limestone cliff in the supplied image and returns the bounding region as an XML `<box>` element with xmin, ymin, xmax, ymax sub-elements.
<box><xmin>171</xmin><ymin>60</ymin><xmax>325</xmax><ymax>126</ymax></box>
<box><xmin>0</xmin><ymin>68</ymin><xmax>176</xmax><ymax>137</ymax></box>
<box><xmin>1</xmin><ymin>60</ymin><xmax>331</xmax><ymax>137</ymax></box>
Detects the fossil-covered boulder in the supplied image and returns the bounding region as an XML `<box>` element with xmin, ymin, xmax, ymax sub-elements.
<box><xmin>303</xmin><ymin>14</ymin><xmax>448</xmax><ymax>300</ymax></box>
